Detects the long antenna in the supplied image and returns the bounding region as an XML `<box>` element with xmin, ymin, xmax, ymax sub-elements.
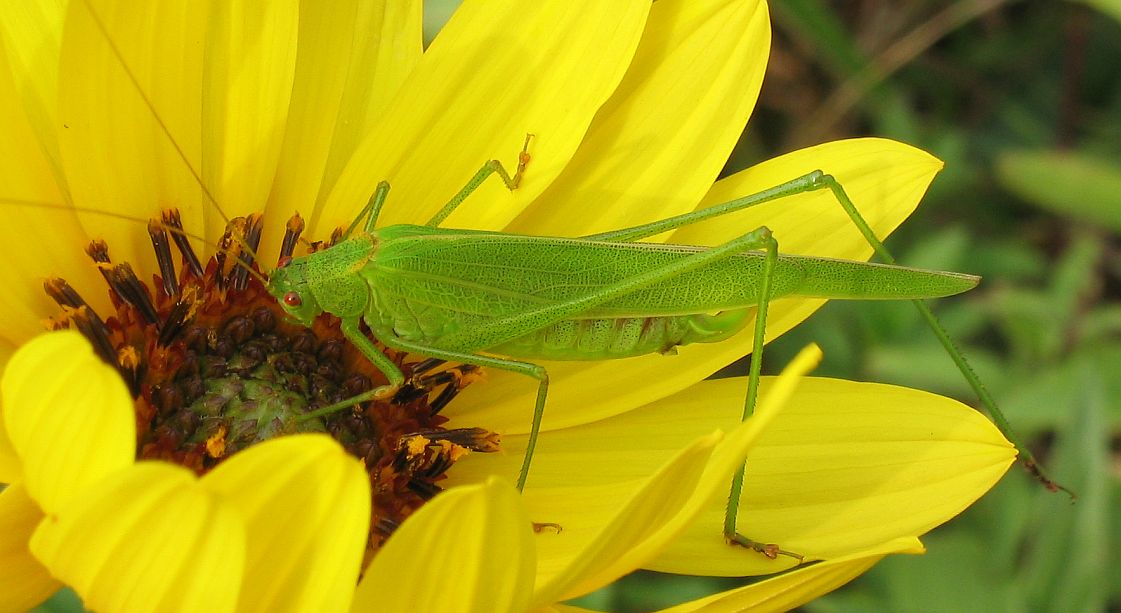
<box><xmin>77</xmin><ymin>0</ymin><xmax>265</xmax><ymax>269</ymax></box>
<box><xmin>3</xmin><ymin>198</ymin><xmax>271</xmax><ymax>288</ymax></box>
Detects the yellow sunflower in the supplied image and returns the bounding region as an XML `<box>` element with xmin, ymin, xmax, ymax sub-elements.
<box><xmin>0</xmin><ymin>0</ymin><xmax>1014</xmax><ymax>610</ymax></box>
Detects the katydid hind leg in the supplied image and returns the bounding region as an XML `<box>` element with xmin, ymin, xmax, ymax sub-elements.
<box><xmin>581</xmin><ymin>171</ymin><xmax>829</xmax><ymax>242</ymax></box>
<box><xmin>425</xmin><ymin>134</ymin><xmax>534</xmax><ymax>228</ymax></box>
<box><xmin>817</xmin><ymin>175</ymin><xmax>1067</xmax><ymax>494</ymax></box>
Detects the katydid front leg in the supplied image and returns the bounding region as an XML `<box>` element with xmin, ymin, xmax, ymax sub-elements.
<box><xmin>425</xmin><ymin>134</ymin><xmax>534</xmax><ymax>228</ymax></box>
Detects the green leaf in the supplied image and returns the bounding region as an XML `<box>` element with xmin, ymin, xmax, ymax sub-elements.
<box><xmin>1070</xmin><ymin>0</ymin><xmax>1121</xmax><ymax>24</ymax></box>
<box><xmin>995</xmin><ymin>150</ymin><xmax>1121</xmax><ymax>233</ymax></box>
<box><xmin>1020</xmin><ymin>361</ymin><xmax>1111</xmax><ymax>612</ymax></box>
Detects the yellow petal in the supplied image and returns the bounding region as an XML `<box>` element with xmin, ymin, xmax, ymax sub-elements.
<box><xmin>314</xmin><ymin>1</ymin><xmax>423</xmax><ymax>213</ymax></box>
<box><xmin>447</xmin><ymin>138</ymin><xmax>942</xmax><ymax>436</ymax></box>
<box><xmin>0</xmin><ymin>483</ymin><xmax>59</xmax><ymax>612</ymax></box>
<box><xmin>2</xmin><ymin>331</ymin><xmax>134</xmax><ymax>513</ymax></box>
<box><xmin>202</xmin><ymin>434</ymin><xmax>370</xmax><ymax>613</ymax></box>
<box><xmin>356</xmin><ymin>477</ymin><xmax>535</xmax><ymax>613</ymax></box>
<box><xmin>508</xmin><ymin>0</ymin><xmax>770</xmax><ymax>237</ymax></box>
<box><xmin>321</xmin><ymin>0</ymin><xmax>652</xmax><ymax>233</ymax></box>
<box><xmin>0</xmin><ymin>416</ymin><xmax>19</xmax><ymax>482</ymax></box>
<box><xmin>58</xmin><ymin>0</ymin><xmax>211</xmax><ymax>267</ymax></box>
<box><xmin>646</xmin><ymin>377</ymin><xmax>1013</xmax><ymax>576</ymax></box>
<box><xmin>201</xmin><ymin>0</ymin><xmax>298</xmax><ymax>231</ymax></box>
<box><xmin>528</xmin><ymin>346</ymin><xmax>818</xmax><ymax>604</ymax></box>
<box><xmin>657</xmin><ymin>538</ymin><xmax>924</xmax><ymax>613</ymax></box>
<box><xmin>0</xmin><ymin>0</ymin><xmax>67</xmax><ymax>188</ymax></box>
<box><xmin>30</xmin><ymin>462</ymin><xmax>245</xmax><ymax>613</ymax></box>
<box><xmin>0</xmin><ymin>36</ymin><xmax>106</xmax><ymax>348</ymax></box>
<box><xmin>263</xmin><ymin>0</ymin><xmax>422</xmax><ymax>260</ymax></box>
<box><xmin>526</xmin><ymin>437</ymin><xmax>721</xmax><ymax>606</ymax></box>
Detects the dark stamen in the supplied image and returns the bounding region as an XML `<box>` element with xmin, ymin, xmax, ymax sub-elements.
<box><xmin>409</xmin><ymin>358</ymin><xmax>446</xmax><ymax>377</ymax></box>
<box><xmin>408</xmin><ymin>428</ymin><xmax>501</xmax><ymax>453</ymax></box>
<box><xmin>232</xmin><ymin>213</ymin><xmax>264</xmax><ymax>291</ymax></box>
<box><xmin>107</xmin><ymin>262</ymin><xmax>161</xmax><ymax>328</ymax></box>
<box><xmin>161</xmin><ymin>209</ymin><xmax>204</xmax><ymax>278</ymax></box>
<box><xmin>214</xmin><ymin>225</ymin><xmax>235</xmax><ymax>291</ymax></box>
<box><xmin>429</xmin><ymin>379</ymin><xmax>466</xmax><ymax>415</ymax></box>
<box><xmin>374</xmin><ymin>518</ymin><xmax>399</xmax><ymax>538</ymax></box>
<box><xmin>279</xmin><ymin>213</ymin><xmax>305</xmax><ymax>263</ymax></box>
<box><xmin>406</xmin><ymin>479</ymin><xmax>442</xmax><ymax>499</ymax></box>
<box><xmin>85</xmin><ymin>239</ymin><xmax>113</xmax><ymax>288</ymax></box>
<box><xmin>148</xmin><ymin>219</ymin><xmax>178</xmax><ymax>298</ymax></box>
<box><xmin>158</xmin><ymin>294</ymin><xmax>195</xmax><ymax>347</ymax></box>
<box><xmin>44</xmin><ymin>277</ymin><xmax>119</xmax><ymax>367</ymax></box>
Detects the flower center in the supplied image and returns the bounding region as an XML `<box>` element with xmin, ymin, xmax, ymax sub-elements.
<box><xmin>45</xmin><ymin>210</ymin><xmax>498</xmax><ymax>549</ymax></box>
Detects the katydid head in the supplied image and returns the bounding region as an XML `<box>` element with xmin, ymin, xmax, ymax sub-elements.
<box><xmin>268</xmin><ymin>256</ymin><xmax>324</xmax><ymax>326</ymax></box>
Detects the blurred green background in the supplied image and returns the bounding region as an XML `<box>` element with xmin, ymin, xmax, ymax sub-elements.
<box><xmin>32</xmin><ymin>1</ymin><xmax>1120</xmax><ymax>612</ymax></box>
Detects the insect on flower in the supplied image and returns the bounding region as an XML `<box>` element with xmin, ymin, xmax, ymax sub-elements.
<box><xmin>9</xmin><ymin>0</ymin><xmax>1063</xmax><ymax>566</ymax></box>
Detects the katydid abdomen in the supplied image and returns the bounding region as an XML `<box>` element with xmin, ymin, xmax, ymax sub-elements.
<box><xmin>363</xmin><ymin>225</ymin><xmax>978</xmax><ymax>359</ymax></box>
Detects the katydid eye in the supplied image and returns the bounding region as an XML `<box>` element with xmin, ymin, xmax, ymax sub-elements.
<box><xmin>283</xmin><ymin>291</ymin><xmax>302</xmax><ymax>307</ymax></box>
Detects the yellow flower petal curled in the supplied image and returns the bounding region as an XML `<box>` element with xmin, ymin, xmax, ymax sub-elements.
<box><xmin>449</xmin><ymin>350</ymin><xmax>1010</xmax><ymax>579</ymax></box>
<box><xmin>658</xmin><ymin>538</ymin><xmax>925</xmax><ymax>613</ymax></box>
<box><xmin>0</xmin><ymin>483</ymin><xmax>59</xmax><ymax>612</ymax></box>
<box><xmin>323</xmin><ymin>0</ymin><xmax>652</xmax><ymax>232</ymax></box>
<box><xmin>2</xmin><ymin>330</ymin><xmax>134</xmax><ymax>514</ymax></box>
<box><xmin>202</xmin><ymin>434</ymin><xmax>371</xmax><ymax>613</ymax></box>
<box><xmin>356</xmin><ymin>477</ymin><xmax>536</xmax><ymax>613</ymax></box>
<box><xmin>30</xmin><ymin>462</ymin><xmax>245</xmax><ymax>613</ymax></box>
<box><xmin>649</xmin><ymin>377</ymin><xmax>1014</xmax><ymax>576</ymax></box>
<box><xmin>509</xmin><ymin>0</ymin><xmax>771</xmax><ymax>238</ymax></box>
<box><xmin>528</xmin><ymin>345</ymin><xmax>820</xmax><ymax>604</ymax></box>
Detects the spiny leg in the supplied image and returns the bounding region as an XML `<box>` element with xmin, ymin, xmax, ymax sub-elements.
<box><xmin>589</xmin><ymin>168</ymin><xmax>1064</xmax><ymax>493</ymax></box>
<box><xmin>815</xmin><ymin>174</ymin><xmax>1065</xmax><ymax>494</ymax></box>
<box><xmin>425</xmin><ymin>134</ymin><xmax>534</xmax><ymax>228</ymax></box>
<box><xmin>582</xmin><ymin>171</ymin><xmax>828</xmax><ymax>242</ymax></box>
<box><xmin>721</xmin><ymin>230</ymin><xmax>802</xmax><ymax>560</ymax></box>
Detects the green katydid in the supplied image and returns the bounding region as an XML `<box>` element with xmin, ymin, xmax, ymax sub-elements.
<box><xmin>57</xmin><ymin>0</ymin><xmax>1063</xmax><ymax>560</ymax></box>
<box><xmin>263</xmin><ymin>140</ymin><xmax>1047</xmax><ymax>557</ymax></box>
